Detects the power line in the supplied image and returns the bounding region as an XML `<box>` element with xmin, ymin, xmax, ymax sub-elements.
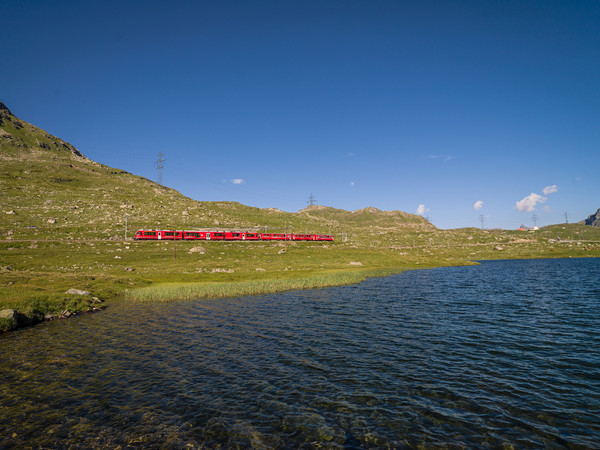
<box><xmin>155</xmin><ymin>151</ymin><xmax>166</xmax><ymax>185</ymax></box>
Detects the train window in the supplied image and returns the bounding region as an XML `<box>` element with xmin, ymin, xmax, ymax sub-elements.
<box><xmin>144</xmin><ymin>231</ymin><xmax>155</xmax><ymax>236</ymax></box>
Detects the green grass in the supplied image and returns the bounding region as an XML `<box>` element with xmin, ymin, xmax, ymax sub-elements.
<box><xmin>126</xmin><ymin>268</ymin><xmax>406</xmax><ymax>301</ymax></box>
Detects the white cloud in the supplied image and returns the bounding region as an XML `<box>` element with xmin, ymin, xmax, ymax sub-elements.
<box><xmin>350</xmin><ymin>181</ymin><xmax>355</xmax><ymax>187</ymax></box>
<box><xmin>474</xmin><ymin>200</ymin><xmax>484</xmax><ymax>211</ymax></box>
<box><xmin>232</xmin><ymin>178</ymin><xmax>244</xmax><ymax>185</ymax></box>
<box><xmin>428</xmin><ymin>155</ymin><xmax>453</xmax><ymax>162</ymax></box>
<box><xmin>416</xmin><ymin>204</ymin><xmax>429</xmax><ymax>215</ymax></box>
<box><xmin>543</xmin><ymin>185</ymin><xmax>558</xmax><ymax>195</ymax></box>
<box><xmin>515</xmin><ymin>193</ymin><xmax>547</xmax><ymax>212</ymax></box>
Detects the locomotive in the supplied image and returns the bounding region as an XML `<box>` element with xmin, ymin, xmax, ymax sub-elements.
<box><xmin>134</xmin><ymin>230</ymin><xmax>334</xmax><ymax>241</ymax></box>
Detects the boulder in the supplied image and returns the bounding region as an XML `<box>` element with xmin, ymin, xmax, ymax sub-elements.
<box><xmin>66</xmin><ymin>288</ymin><xmax>90</xmax><ymax>295</ymax></box>
<box><xmin>349</xmin><ymin>261</ymin><xmax>363</xmax><ymax>266</ymax></box>
<box><xmin>189</xmin><ymin>246</ymin><xmax>206</xmax><ymax>254</ymax></box>
<box><xmin>0</xmin><ymin>309</ymin><xmax>18</xmax><ymax>332</ymax></box>
<box><xmin>494</xmin><ymin>245</ymin><xmax>503</xmax><ymax>251</ymax></box>
<box><xmin>278</xmin><ymin>248</ymin><xmax>287</xmax><ymax>254</ymax></box>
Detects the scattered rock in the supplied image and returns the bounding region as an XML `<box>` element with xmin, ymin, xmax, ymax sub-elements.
<box><xmin>124</xmin><ymin>267</ymin><xmax>135</xmax><ymax>271</ymax></box>
<box><xmin>189</xmin><ymin>246</ymin><xmax>206</xmax><ymax>254</ymax></box>
<box><xmin>349</xmin><ymin>261</ymin><xmax>363</xmax><ymax>266</ymax></box>
<box><xmin>278</xmin><ymin>248</ymin><xmax>287</xmax><ymax>254</ymax></box>
<box><xmin>4</xmin><ymin>210</ymin><xmax>15</xmax><ymax>215</ymax></box>
<box><xmin>182</xmin><ymin>210</ymin><xmax>190</xmax><ymax>216</ymax></box>
<box><xmin>66</xmin><ymin>288</ymin><xmax>90</xmax><ymax>295</ymax></box>
<box><xmin>255</xmin><ymin>268</ymin><xmax>266</xmax><ymax>272</ymax></box>
<box><xmin>467</xmin><ymin>235</ymin><xmax>473</xmax><ymax>240</ymax></box>
<box><xmin>47</xmin><ymin>218</ymin><xmax>57</xmax><ymax>224</ymax></box>
<box><xmin>114</xmin><ymin>255</ymin><xmax>121</xmax><ymax>259</ymax></box>
<box><xmin>493</xmin><ymin>245</ymin><xmax>503</xmax><ymax>251</ymax></box>
<box><xmin>211</xmin><ymin>268</ymin><xmax>234</xmax><ymax>273</ymax></box>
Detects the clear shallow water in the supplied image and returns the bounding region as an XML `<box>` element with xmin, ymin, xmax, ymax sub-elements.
<box><xmin>1</xmin><ymin>258</ymin><xmax>599</xmax><ymax>448</ymax></box>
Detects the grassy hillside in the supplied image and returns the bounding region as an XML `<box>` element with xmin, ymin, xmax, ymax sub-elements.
<box><xmin>2</xmin><ymin>100</ymin><xmax>600</xmax><ymax>331</ymax></box>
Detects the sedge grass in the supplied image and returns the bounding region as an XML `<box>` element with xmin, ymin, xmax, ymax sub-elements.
<box><xmin>126</xmin><ymin>268</ymin><xmax>406</xmax><ymax>302</ymax></box>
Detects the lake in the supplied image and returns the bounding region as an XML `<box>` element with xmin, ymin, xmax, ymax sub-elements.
<box><xmin>1</xmin><ymin>258</ymin><xmax>599</xmax><ymax>448</ymax></box>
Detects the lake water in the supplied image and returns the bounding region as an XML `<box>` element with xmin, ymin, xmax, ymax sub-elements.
<box><xmin>1</xmin><ymin>258</ymin><xmax>599</xmax><ymax>448</ymax></box>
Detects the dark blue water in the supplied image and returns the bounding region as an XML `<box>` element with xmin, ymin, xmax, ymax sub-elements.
<box><xmin>1</xmin><ymin>258</ymin><xmax>599</xmax><ymax>448</ymax></box>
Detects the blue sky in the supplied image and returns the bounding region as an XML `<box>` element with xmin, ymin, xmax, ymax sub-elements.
<box><xmin>2</xmin><ymin>0</ymin><xmax>598</xmax><ymax>229</ymax></box>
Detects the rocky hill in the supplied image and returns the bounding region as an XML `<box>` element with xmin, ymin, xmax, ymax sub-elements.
<box><xmin>1</xmin><ymin>101</ymin><xmax>433</xmax><ymax>242</ymax></box>
<box><xmin>584</xmin><ymin>209</ymin><xmax>600</xmax><ymax>227</ymax></box>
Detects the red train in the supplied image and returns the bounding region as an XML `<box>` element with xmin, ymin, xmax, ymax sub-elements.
<box><xmin>134</xmin><ymin>230</ymin><xmax>334</xmax><ymax>241</ymax></box>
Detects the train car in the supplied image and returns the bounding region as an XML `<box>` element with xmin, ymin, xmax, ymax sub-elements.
<box><xmin>134</xmin><ymin>230</ymin><xmax>183</xmax><ymax>240</ymax></box>
<box><xmin>206</xmin><ymin>232</ymin><xmax>224</xmax><ymax>240</ymax></box>
<box><xmin>134</xmin><ymin>230</ymin><xmax>158</xmax><ymax>240</ymax></box>
<box><xmin>292</xmin><ymin>234</ymin><xmax>315</xmax><ymax>241</ymax></box>
<box><xmin>315</xmin><ymin>235</ymin><xmax>335</xmax><ymax>241</ymax></box>
<box><xmin>160</xmin><ymin>231</ymin><xmax>183</xmax><ymax>240</ymax></box>
<box><xmin>260</xmin><ymin>233</ymin><xmax>292</xmax><ymax>240</ymax></box>
<box><xmin>224</xmin><ymin>232</ymin><xmax>260</xmax><ymax>240</ymax></box>
<box><xmin>183</xmin><ymin>231</ymin><xmax>208</xmax><ymax>240</ymax></box>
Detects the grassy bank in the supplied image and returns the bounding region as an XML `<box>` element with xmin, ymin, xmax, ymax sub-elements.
<box><xmin>2</xmin><ymin>229</ymin><xmax>599</xmax><ymax>328</ymax></box>
<box><xmin>125</xmin><ymin>268</ymin><xmax>408</xmax><ymax>302</ymax></box>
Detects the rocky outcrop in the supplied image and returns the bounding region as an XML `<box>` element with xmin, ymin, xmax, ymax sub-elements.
<box><xmin>584</xmin><ymin>209</ymin><xmax>600</xmax><ymax>227</ymax></box>
<box><xmin>0</xmin><ymin>100</ymin><xmax>86</xmax><ymax>158</ymax></box>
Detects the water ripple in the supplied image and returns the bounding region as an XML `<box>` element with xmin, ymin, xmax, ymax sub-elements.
<box><xmin>1</xmin><ymin>258</ymin><xmax>599</xmax><ymax>448</ymax></box>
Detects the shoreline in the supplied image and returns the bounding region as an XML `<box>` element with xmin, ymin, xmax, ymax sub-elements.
<box><xmin>2</xmin><ymin>254</ymin><xmax>600</xmax><ymax>334</ymax></box>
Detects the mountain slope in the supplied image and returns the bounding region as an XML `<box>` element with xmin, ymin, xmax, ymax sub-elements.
<box><xmin>1</xmin><ymin>101</ymin><xmax>433</xmax><ymax>241</ymax></box>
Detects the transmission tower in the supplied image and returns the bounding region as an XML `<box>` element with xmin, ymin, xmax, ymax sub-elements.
<box><xmin>532</xmin><ymin>214</ymin><xmax>538</xmax><ymax>227</ymax></box>
<box><xmin>479</xmin><ymin>214</ymin><xmax>485</xmax><ymax>229</ymax></box>
<box><xmin>307</xmin><ymin>194</ymin><xmax>317</xmax><ymax>206</ymax></box>
<box><xmin>564</xmin><ymin>211</ymin><xmax>569</xmax><ymax>224</ymax></box>
<box><xmin>155</xmin><ymin>151</ymin><xmax>166</xmax><ymax>185</ymax></box>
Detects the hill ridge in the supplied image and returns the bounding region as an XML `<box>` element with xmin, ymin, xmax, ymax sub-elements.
<box><xmin>1</xmin><ymin>100</ymin><xmax>434</xmax><ymax>241</ymax></box>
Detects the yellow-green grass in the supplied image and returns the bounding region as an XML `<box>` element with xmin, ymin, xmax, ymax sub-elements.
<box><xmin>125</xmin><ymin>268</ymin><xmax>407</xmax><ymax>302</ymax></box>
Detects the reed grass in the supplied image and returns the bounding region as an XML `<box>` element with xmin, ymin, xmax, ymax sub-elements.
<box><xmin>126</xmin><ymin>268</ymin><xmax>405</xmax><ymax>302</ymax></box>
